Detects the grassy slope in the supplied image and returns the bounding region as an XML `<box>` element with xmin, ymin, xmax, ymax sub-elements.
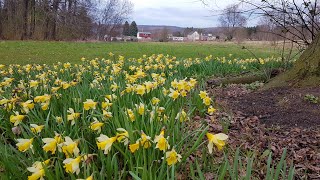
<box><xmin>0</xmin><ymin>41</ymin><xmax>285</xmax><ymax>64</ymax></box>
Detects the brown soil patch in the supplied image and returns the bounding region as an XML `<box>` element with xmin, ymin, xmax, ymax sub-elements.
<box><xmin>206</xmin><ymin>83</ymin><xmax>320</xmax><ymax>179</ymax></box>
<box><xmin>210</xmin><ymin>85</ymin><xmax>320</xmax><ymax>128</ymax></box>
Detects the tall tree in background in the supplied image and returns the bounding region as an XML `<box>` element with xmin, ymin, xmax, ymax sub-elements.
<box><xmin>123</xmin><ymin>21</ymin><xmax>130</xmax><ymax>36</ymax></box>
<box><xmin>130</xmin><ymin>21</ymin><xmax>138</xmax><ymax>36</ymax></box>
<box><xmin>183</xmin><ymin>27</ymin><xmax>194</xmax><ymax>36</ymax></box>
<box><xmin>0</xmin><ymin>0</ymin><xmax>3</xmax><ymax>39</ymax></box>
<box><xmin>219</xmin><ymin>4</ymin><xmax>247</xmax><ymax>40</ymax></box>
<box><xmin>0</xmin><ymin>0</ymin><xmax>133</xmax><ymax>41</ymax></box>
<box><xmin>97</xmin><ymin>0</ymin><xmax>133</xmax><ymax>40</ymax></box>
<box><xmin>160</xmin><ymin>27</ymin><xmax>169</xmax><ymax>42</ymax></box>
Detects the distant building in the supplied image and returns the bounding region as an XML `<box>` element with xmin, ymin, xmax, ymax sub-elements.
<box><xmin>200</xmin><ymin>33</ymin><xmax>216</xmax><ymax>41</ymax></box>
<box><xmin>137</xmin><ymin>32</ymin><xmax>151</xmax><ymax>39</ymax></box>
<box><xmin>187</xmin><ymin>31</ymin><xmax>200</xmax><ymax>41</ymax></box>
<box><xmin>170</xmin><ymin>36</ymin><xmax>185</xmax><ymax>41</ymax></box>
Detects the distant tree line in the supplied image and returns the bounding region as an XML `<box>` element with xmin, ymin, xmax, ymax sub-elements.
<box><xmin>0</xmin><ymin>0</ymin><xmax>133</xmax><ymax>40</ymax></box>
<box><xmin>122</xmin><ymin>20</ymin><xmax>138</xmax><ymax>36</ymax></box>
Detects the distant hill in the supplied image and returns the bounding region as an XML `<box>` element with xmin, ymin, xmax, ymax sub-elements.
<box><xmin>137</xmin><ymin>25</ymin><xmax>184</xmax><ymax>33</ymax></box>
<box><xmin>137</xmin><ymin>25</ymin><xmax>221</xmax><ymax>34</ymax></box>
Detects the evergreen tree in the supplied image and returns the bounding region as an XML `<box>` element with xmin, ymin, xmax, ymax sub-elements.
<box><xmin>129</xmin><ymin>21</ymin><xmax>138</xmax><ymax>37</ymax></box>
<box><xmin>123</xmin><ymin>21</ymin><xmax>130</xmax><ymax>36</ymax></box>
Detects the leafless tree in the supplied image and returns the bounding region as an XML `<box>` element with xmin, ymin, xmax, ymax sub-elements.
<box><xmin>201</xmin><ymin>0</ymin><xmax>320</xmax><ymax>89</ymax></box>
<box><xmin>241</xmin><ymin>0</ymin><xmax>320</xmax><ymax>46</ymax></box>
<box><xmin>218</xmin><ymin>4</ymin><xmax>247</xmax><ymax>40</ymax></box>
<box><xmin>96</xmin><ymin>0</ymin><xmax>133</xmax><ymax>40</ymax></box>
<box><xmin>0</xmin><ymin>0</ymin><xmax>133</xmax><ymax>40</ymax></box>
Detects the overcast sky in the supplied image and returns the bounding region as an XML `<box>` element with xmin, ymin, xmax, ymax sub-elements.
<box><xmin>132</xmin><ymin>0</ymin><xmax>242</xmax><ymax>28</ymax></box>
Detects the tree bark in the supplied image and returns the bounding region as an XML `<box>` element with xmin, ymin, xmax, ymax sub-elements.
<box><xmin>22</xmin><ymin>0</ymin><xmax>29</xmax><ymax>40</ymax></box>
<box><xmin>264</xmin><ymin>33</ymin><xmax>320</xmax><ymax>89</ymax></box>
<box><xmin>0</xmin><ymin>0</ymin><xmax>3</xmax><ymax>39</ymax></box>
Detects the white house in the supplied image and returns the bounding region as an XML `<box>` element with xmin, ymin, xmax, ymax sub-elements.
<box><xmin>187</xmin><ymin>31</ymin><xmax>200</xmax><ymax>41</ymax></box>
<box><xmin>171</xmin><ymin>36</ymin><xmax>185</xmax><ymax>41</ymax></box>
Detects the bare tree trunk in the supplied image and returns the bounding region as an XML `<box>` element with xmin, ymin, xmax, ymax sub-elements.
<box><xmin>22</xmin><ymin>0</ymin><xmax>29</xmax><ymax>40</ymax></box>
<box><xmin>265</xmin><ymin>33</ymin><xmax>320</xmax><ymax>88</ymax></box>
<box><xmin>29</xmin><ymin>0</ymin><xmax>35</xmax><ymax>38</ymax></box>
<box><xmin>0</xmin><ymin>0</ymin><xmax>3</xmax><ymax>39</ymax></box>
<box><xmin>43</xmin><ymin>0</ymin><xmax>50</xmax><ymax>40</ymax></box>
<box><xmin>51</xmin><ymin>0</ymin><xmax>60</xmax><ymax>40</ymax></box>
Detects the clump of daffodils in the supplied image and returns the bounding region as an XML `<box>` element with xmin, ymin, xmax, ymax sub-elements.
<box><xmin>0</xmin><ymin>53</ymin><xmax>245</xmax><ymax>177</ymax></box>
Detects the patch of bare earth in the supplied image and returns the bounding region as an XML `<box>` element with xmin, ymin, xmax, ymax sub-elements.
<box><xmin>207</xmin><ymin>83</ymin><xmax>320</xmax><ymax>179</ymax></box>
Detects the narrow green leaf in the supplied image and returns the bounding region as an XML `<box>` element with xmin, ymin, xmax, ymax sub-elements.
<box><xmin>129</xmin><ymin>171</ymin><xmax>142</xmax><ymax>180</ymax></box>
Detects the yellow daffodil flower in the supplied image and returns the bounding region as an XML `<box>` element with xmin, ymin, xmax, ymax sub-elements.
<box><xmin>51</xmin><ymin>86</ymin><xmax>60</xmax><ymax>93</ymax></box>
<box><xmin>199</xmin><ymin>91</ymin><xmax>208</xmax><ymax>99</ymax></box>
<box><xmin>168</xmin><ymin>88</ymin><xmax>179</xmax><ymax>100</ymax></box>
<box><xmin>10</xmin><ymin>112</ymin><xmax>25</xmax><ymax>126</ymax></box>
<box><xmin>129</xmin><ymin>142</ymin><xmax>140</xmax><ymax>153</ymax></box>
<box><xmin>166</xmin><ymin>148</ymin><xmax>182</xmax><ymax>166</ymax></box>
<box><xmin>21</xmin><ymin>100</ymin><xmax>35</xmax><ymax>113</ymax></box>
<box><xmin>151</xmin><ymin>97</ymin><xmax>160</xmax><ymax>105</ymax></box>
<box><xmin>116</xmin><ymin>128</ymin><xmax>129</xmax><ymax>145</ymax></box>
<box><xmin>83</xmin><ymin>99</ymin><xmax>97</xmax><ymax>111</ymax></box>
<box><xmin>144</xmin><ymin>81</ymin><xmax>154</xmax><ymax>93</ymax></box>
<box><xmin>90</xmin><ymin>119</ymin><xmax>104</xmax><ymax>133</ymax></box>
<box><xmin>135</xmin><ymin>103</ymin><xmax>145</xmax><ymax>115</ymax></box>
<box><xmin>42</xmin><ymin>133</ymin><xmax>63</xmax><ymax>154</ymax></box>
<box><xmin>180</xmin><ymin>90</ymin><xmax>187</xmax><ymax>97</ymax></box>
<box><xmin>105</xmin><ymin>94</ymin><xmax>117</xmax><ymax>101</ymax></box>
<box><xmin>203</xmin><ymin>96</ymin><xmax>211</xmax><ymax>106</ymax></box>
<box><xmin>61</xmin><ymin>136</ymin><xmax>80</xmax><ymax>158</ymax></box>
<box><xmin>126</xmin><ymin>109</ymin><xmax>135</xmax><ymax>122</ymax></box>
<box><xmin>61</xmin><ymin>82</ymin><xmax>71</xmax><ymax>89</ymax></box>
<box><xmin>206</xmin><ymin>132</ymin><xmax>228</xmax><ymax>153</ymax></box>
<box><xmin>154</xmin><ymin>130</ymin><xmax>170</xmax><ymax>151</ymax></box>
<box><xmin>63</xmin><ymin>156</ymin><xmax>82</xmax><ymax>174</ymax></box>
<box><xmin>101</xmin><ymin>99</ymin><xmax>112</xmax><ymax>109</ymax></box>
<box><xmin>102</xmin><ymin>110</ymin><xmax>113</xmax><ymax>119</ymax></box>
<box><xmin>29</xmin><ymin>80</ymin><xmax>39</xmax><ymax>88</ymax></box>
<box><xmin>208</xmin><ymin>106</ymin><xmax>216</xmax><ymax>115</ymax></box>
<box><xmin>76</xmin><ymin>175</ymin><xmax>93</xmax><ymax>180</ymax></box>
<box><xmin>140</xmin><ymin>132</ymin><xmax>151</xmax><ymax>149</ymax></box>
<box><xmin>16</xmin><ymin>138</ymin><xmax>34</xmax><ymax>152</ymax></box>
<box><xmin>96</xmin><ymin>134</ymin><xmax>117</xmax><ymax>154</ymax></box>
<box><xmin>27</xmin><ymin>159</ymin><xmax>50</xmax><ymax>180</ymax></box>
<box><xmin>162</xmin><ymin>87</ymin><xmax>169</xmax><ymax>96</ymax></box>
<box><xmin>67</xmin><ymin>108</ymin><xmax>80</xmax><ymax>125</ymax></box>
<box><xmin>110</xmin><ymin>82</ymin><xmax>119</xmax><ymax>92</ymax></box>
<box><xmin>135</xmin><ymin>84</ymin><xmax>146</xmax><ymax>95</ymax></box>
<box><xmin>55</xmin><ymin>116</ymin><xmax>63</xmax><ymax>123</ymax></box>
<box><xmin>175</xmin><ymin>110</ymin><xmax>188</xmax><ymax>122</ymax></box>
<box><xmin>30</xmin><ymin>124</ymin><xmax>44</xmax><ymax>134</ymax></box>
<box><xmin>34</xmin><ymin>94</ymin><xmax>51</xmax><ymax>103</ymax></box>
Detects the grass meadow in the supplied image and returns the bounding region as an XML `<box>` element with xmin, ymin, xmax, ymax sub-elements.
<box><xmin>0</xmin><ymin>41</ymin><xmax>296</xmax><ymax>179</ymax></box>
<box><xmin>0</xmin><ymin>41</ymin><xmax>290</xmax><ymax>64</ymax></box>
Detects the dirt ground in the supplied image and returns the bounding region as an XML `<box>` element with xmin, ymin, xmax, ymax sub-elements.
<box><xmin>206</xmin><ymin>83</ymin><xmax>320</xmax><ymax>179</ymax></box>
<box><xmin>212</xmin><ymin>85</ymin><xmax>320</xmax><ymax>128</ymax></box>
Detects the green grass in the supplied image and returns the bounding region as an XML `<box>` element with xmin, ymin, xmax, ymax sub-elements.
<box><xmin>0</xmin><ymin>41</ymin><xmax>295</xmax><ymax>179</ymax></box>
<box><xmin>0</xmin><ymin>41</ymin><xmax>288</xmax><ymax>64</ymax></box>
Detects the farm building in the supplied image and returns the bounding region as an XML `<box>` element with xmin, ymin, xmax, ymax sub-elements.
<box><xmin>137</xmin><ymin>32</ymin><xmax>151</xmax><ymax>39</ymax></box>
<box><xmin>187</xmin><ymin>31</ymin><xmax>200</xmax><ymax>41</ymax></box>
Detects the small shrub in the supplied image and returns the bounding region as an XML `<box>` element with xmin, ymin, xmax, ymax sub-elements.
<box><xmin>304</xmin><ymin>94</ymin><xmax>319</xmax><ymax>104</ymax></box>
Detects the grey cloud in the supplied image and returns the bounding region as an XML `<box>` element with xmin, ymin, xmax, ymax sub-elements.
<box><xmin>133</xmin><ymin>7</ymin><xmax>219</xmax><ymax>27</ymax></box>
